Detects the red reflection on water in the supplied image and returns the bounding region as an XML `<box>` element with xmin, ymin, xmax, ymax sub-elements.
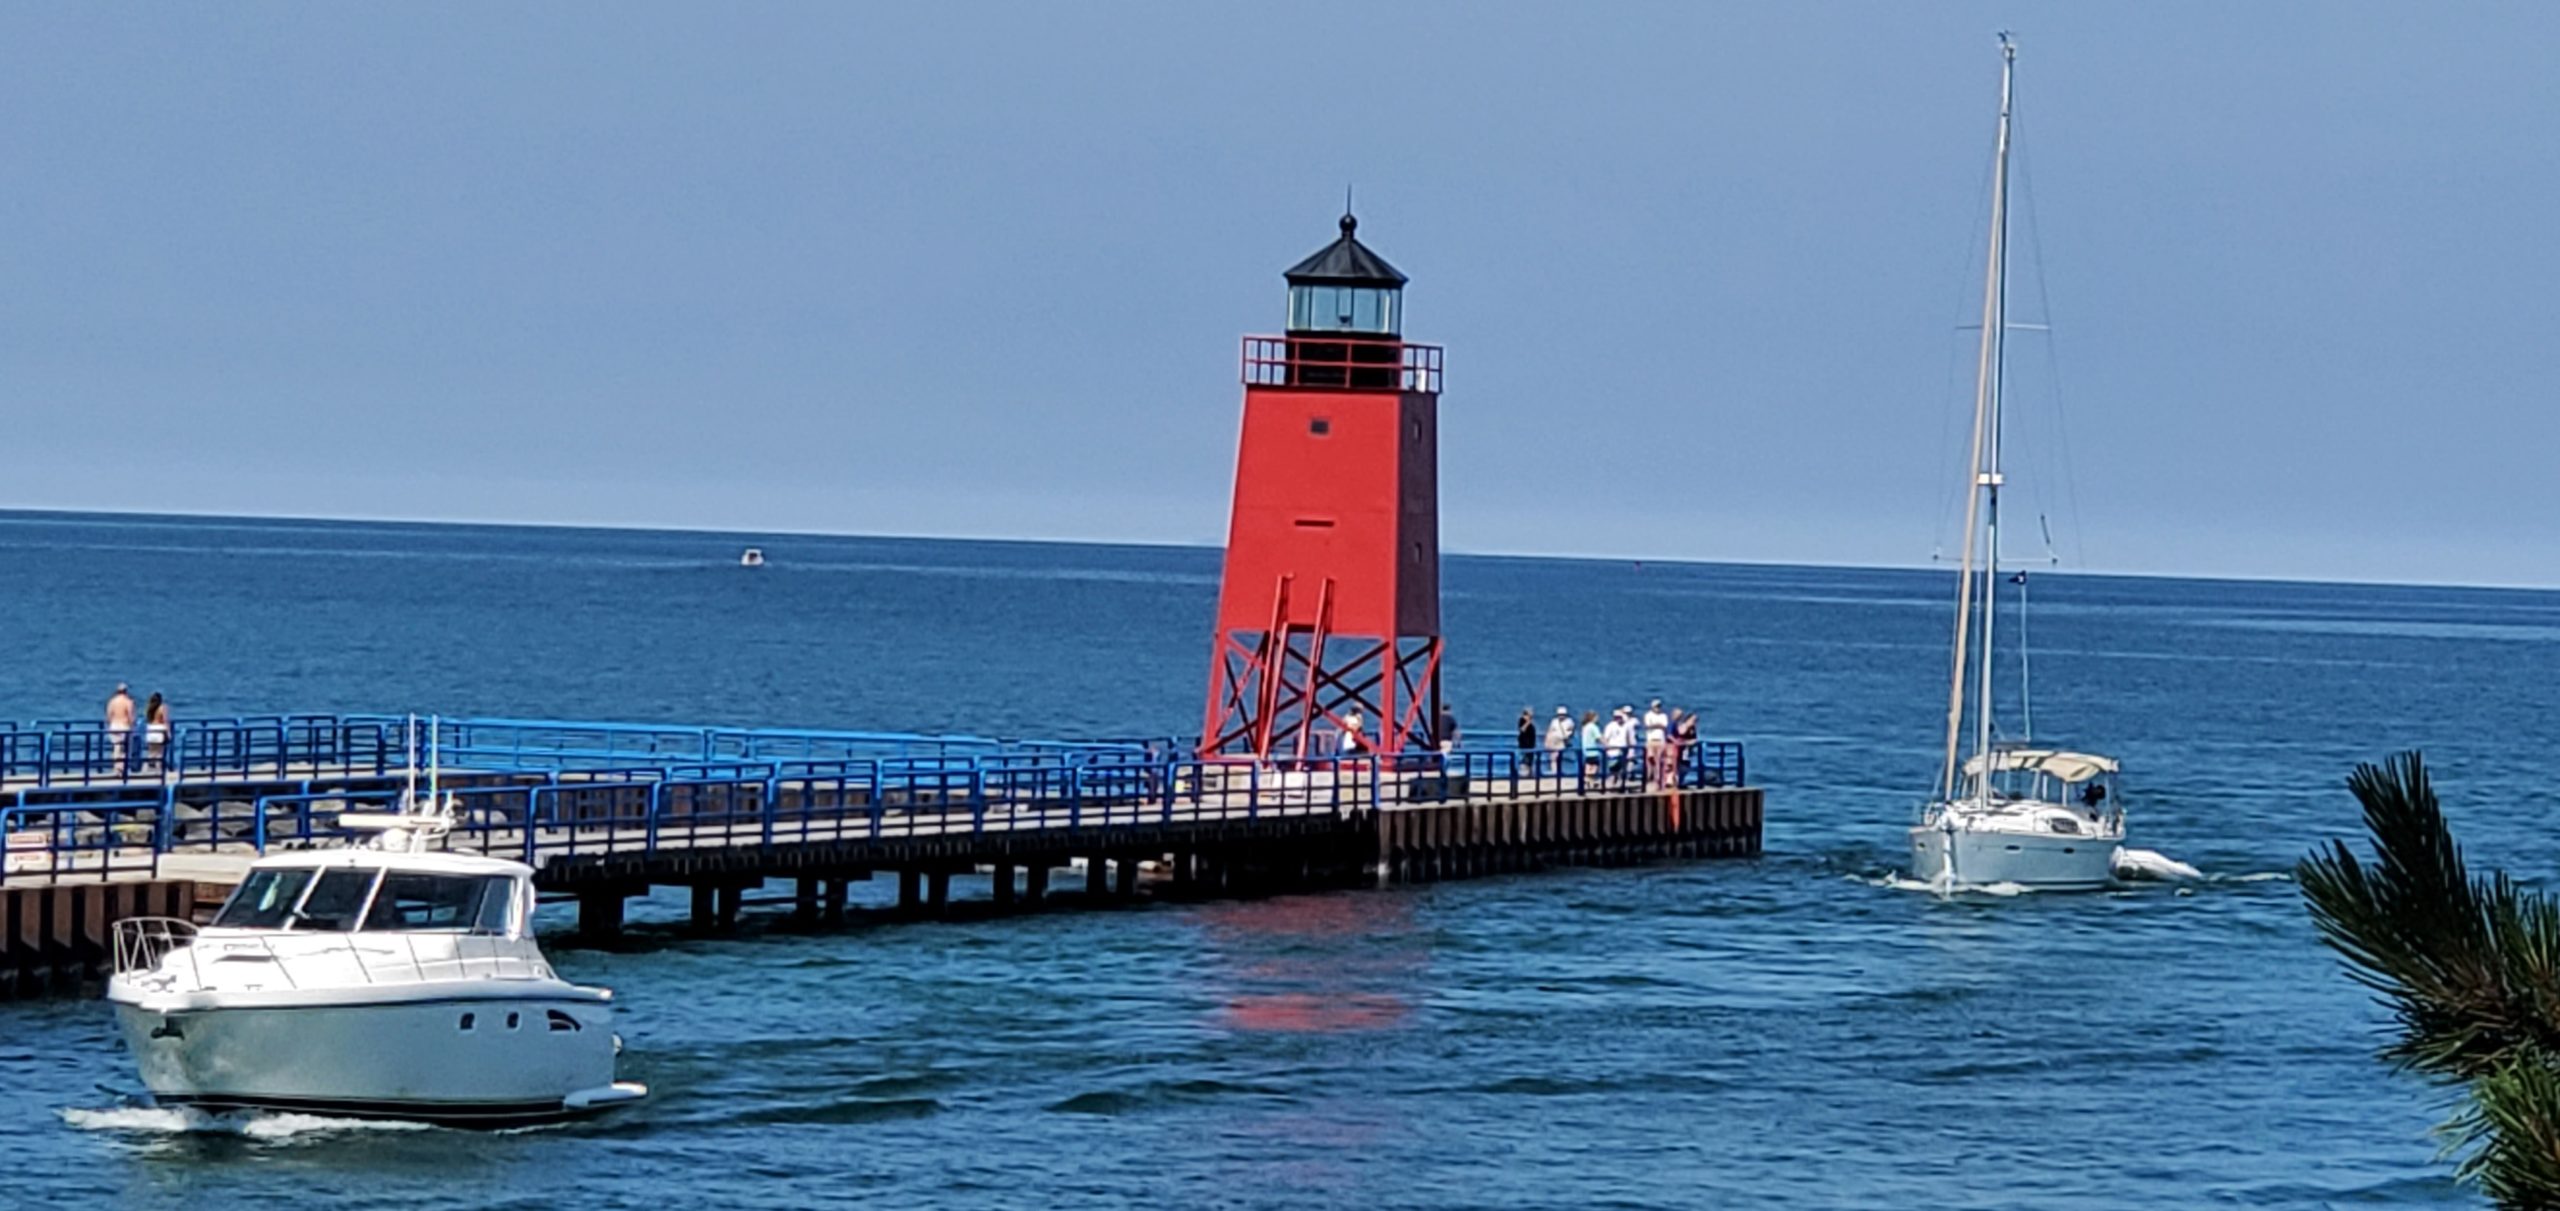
<box><xmin>1220</xmin><ymin>991</ymin><xmax>1410</xmax><ymax>1033</ymax></box>
<box><xmin>1194</xmin><ymin>895</ymin><xmax>1425</xmax><ymax>1034</ymax></box>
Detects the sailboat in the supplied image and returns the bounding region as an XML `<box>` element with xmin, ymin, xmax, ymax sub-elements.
<box><xmin>1908</xmin><ymin>36</ymin><xmax>2127</xmax><ymax>892</ymax></box>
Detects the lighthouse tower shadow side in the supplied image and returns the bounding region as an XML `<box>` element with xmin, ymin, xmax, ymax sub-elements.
<box><xmin>1203</xmin><ymin>213</ymin><xmax>1446</xmax><ymax>761</ymax></box>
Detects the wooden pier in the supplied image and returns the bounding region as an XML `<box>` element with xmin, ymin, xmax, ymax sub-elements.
<box><xmin>0</xmin><ymin>715</ymin><xmax>1761</xmax><ymax>997</ymax></box>
<box><xmin>0</xmin><ymin>878</ymin><xmax>207</xmax><ymax>999</ymax></box>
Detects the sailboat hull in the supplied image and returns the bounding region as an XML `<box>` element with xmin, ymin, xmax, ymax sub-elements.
<box><xmin>1909</xmin><ymin>813</ymin><xmax>2120</xmax><ymax>891</ymax></box>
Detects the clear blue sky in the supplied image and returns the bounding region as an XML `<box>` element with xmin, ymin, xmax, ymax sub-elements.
<box><xmin>3</xmin><ymin>4</ymin><xmax>2552</xmax><ymax>586</ymax></box>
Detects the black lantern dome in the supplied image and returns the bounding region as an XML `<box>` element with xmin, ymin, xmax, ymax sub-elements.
<box><xmin>1284</xmin><ymin>213</ymin><xmax>1405</xmax><ymax>337</ymax></box>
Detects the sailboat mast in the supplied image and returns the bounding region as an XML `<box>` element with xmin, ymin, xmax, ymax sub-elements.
<box><xmin>1939</xmin><ymin>35</ymin><xmax>2018</xmax><ymax>803</ymax></box>
<box><xmin>1974</xmin><ymin>35</ymin><xmax>2015</xmax><ymax>810</ymax></box>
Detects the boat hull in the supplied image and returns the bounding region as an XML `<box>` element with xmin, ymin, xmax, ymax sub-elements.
<box><xmin>1908</xmin><ymin>821</ymin><xmax>2119</xmax><ymax>891</ymax></box>
<box><xmin>111</xmin><ymin>991</ymin><xmax>636</xmax><ymax>1127</ymax></box>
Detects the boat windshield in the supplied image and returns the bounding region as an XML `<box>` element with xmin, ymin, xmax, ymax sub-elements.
<box><xmin>211</xmin><ymin>868</ymin><xmax>317</xmax><ymax>930</ymax></box>
<box><xmin>208</xmin><ymin>866</ymin><xmax>379</xmax><ymax>931</ymax></box>
<box><xmin>362</xmin><ymin>872</ymin><xmax>515</xmax><ymax>935</ymax></box>
<box><xmin>288</xmin><ymin>868</ymin><xmax>380</xmax><ymax>932</ymax></box>
<box><xmin>1968</xmin><ymin>766</ymin><xmax>2115</xmax><ymax>809</ymax></box>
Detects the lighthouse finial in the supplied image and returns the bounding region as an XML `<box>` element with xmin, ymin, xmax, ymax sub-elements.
<box><xmin>1342</xmin><ymin>184</ymin><xmax>1356</xmax><ymax>236</ymax></box>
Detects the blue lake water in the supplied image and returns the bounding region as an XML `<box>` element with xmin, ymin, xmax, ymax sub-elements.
<box><xmin>5</xmin><ymin>511</ymin><xmax>2544</xmax><ymax>1208</ymax></box>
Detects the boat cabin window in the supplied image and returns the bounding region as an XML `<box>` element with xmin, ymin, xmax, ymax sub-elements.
<box><xmin>211</xmin><ymin>868</ymin><xmax>317</xmax><ymax>930</ymax></box>
<box><xmin>474</xmin><ymin>879</ymin><xmax>516</xmax><ymax>935</ymax></box>
<box><xmin>288</xmin><ymin>867</ymin><xmax>381</xmax><ymax>932</ymax></box>
<box><xmin>363</xmin><ymin>872</ymin><xmax>514</xmax><ymax>934</ymax></box>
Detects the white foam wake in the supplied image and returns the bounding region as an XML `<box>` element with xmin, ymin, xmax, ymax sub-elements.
<box><xmin>1857</xmin><ymin>872</ymin><xmax>2030</xmax><ymax>896</ymax></box>
<box><xmin>62</xmin><ymin>1105</ymin><xmax>431</xmax><ymax>1138</ymax></box>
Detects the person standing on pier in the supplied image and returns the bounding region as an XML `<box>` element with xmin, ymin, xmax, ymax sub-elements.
<box><xmin>1642</xmin><ymin>699</ymin><xmax>1670</xmax><ymax>787</ymax></box>
<box><xmin>1672</xmin><ymin>709</ymin><xmax>1701</xmax><ymax>787</ymax></box>
<box><xmin>1578</xmin><ymin>709</ymin><xmax>1602</xmax><ymax>776</ymax></box>
<box><xmin>1339</xmin><ymin>706</ymin><xmax>1366</xmax><ymax>757</ymax></box>
<box><xmin>1516</xmin><ymin>708</ymin><xmax>1537</xmax><ymax>775</ymax></box>
<box><xmin>1435</xmin><ymin>703</ymin><xmax>1459</xmax><ymax>755</ymax></box>
<box><xmin>143</xmin><ymin>693</ymin><xmax>171</xmax><ymax>772</ymax></box>
<box><xmin>1543</xmin><ymin>707</ymin><xmax>1574</xmax><ymax>774</ymax></box>
<box><xmin>1602</xmin><ymin>708</ymin><xmax>1633</xmax><ymax>783</ymax></box>
<box><xmin>104</xmin><ymin>683</ymin><xmax>135</xmax><ymax>770</ymax></box>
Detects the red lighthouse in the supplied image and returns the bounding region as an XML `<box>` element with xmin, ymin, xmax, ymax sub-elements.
<box><xmin>1201</xmin><ymin>213</ymin><xmax>1446</xmax><ymax>760</ymax></box>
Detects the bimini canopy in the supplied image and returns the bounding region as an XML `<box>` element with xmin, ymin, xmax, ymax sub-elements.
<box><xmin>1962</xmin><ymin>748</ymin><xmax>2120</xmax><ymax>784</ymax></box>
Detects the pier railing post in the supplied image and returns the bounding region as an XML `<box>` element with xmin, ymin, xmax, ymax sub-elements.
<box><xmin>970</xmin><ymin>760</ymin><xmax>988</xmax><ymax>836</ymax></box>
<box><xmin>760</xmin><ymin>777</ymin><xmax>777</xmax><ymax>850</ymax></box>
<box><xmin>523</xmin><ymin>788</ymin><xmax>545</xmax><ymax>866</ymax></box>
<box><xmin>153</xmin><ymin>786</ymin><xmax>176</xmax><ymax>855</ymax></box>
<box><xmin>864</xmin><ymin>759</ymin><xmax>885</xmax><ymax>839</ymax></box>
<box><xmin>646</xmin><ymin>782</ymin><xmax>663</xmax><ymax>855</ymax></box>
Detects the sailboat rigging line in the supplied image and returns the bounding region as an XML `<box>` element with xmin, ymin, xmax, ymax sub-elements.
<box><xmin>1940</xmin><ymin>34</ymin><xmax>2017</xmax><ymax>805</ymax></box>
<box><xmin>1925</xmin><ymin>139</ymin><xmax>2005</xmax><ymax>567</ymax></box>
<box><xmin>2013</xmin><ymin>134</ymin><xmax>2091</xmax><ymax>570</ymax></box>
<box><xmin>2017</xmin><ymin>567</ymin><xmax>2033</xmax><ymax>742</ymax></box>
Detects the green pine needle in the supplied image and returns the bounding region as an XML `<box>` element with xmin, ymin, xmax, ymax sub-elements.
<box><xmin>2300</xmin><ymin>752</ymin><xmax>2560</xmax><ymax>1208</ymax></box>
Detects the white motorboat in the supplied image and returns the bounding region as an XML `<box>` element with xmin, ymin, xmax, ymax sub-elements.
<box><xmin>1908</xmin><ymin>36</ymin><xmax>2128</xmax><ymax>892</ymax></box>
<box><xmin>106</xmin><ymin>794</ymin><xmax>646</xmax><ymax>1126</ymax></box>
<box><xmin>740</xmin><ymin>547</ymin><xmax>766</xmax><ymax>567</ymax></box>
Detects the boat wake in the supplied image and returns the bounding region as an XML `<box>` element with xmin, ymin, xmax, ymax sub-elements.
<box><xmin>1857</xmin><ymin>873</ymin><xmax>2031</xmax><ymax>897</ymax></box>
<box><xmin>1858</xmin><ymin>848</ymin><xmax>2288</xmax><ymax>894</ymax></box>
<box><xmin>61</xmin><ymin>1104</ymin><xmax>432</xmax><ymax>1138</ymax></box>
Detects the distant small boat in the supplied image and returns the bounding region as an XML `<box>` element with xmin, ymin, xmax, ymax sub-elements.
<box><xmin>739</xmin><ymin>548</ymin><xmax>766</xmax><ymax>568</ymax></box>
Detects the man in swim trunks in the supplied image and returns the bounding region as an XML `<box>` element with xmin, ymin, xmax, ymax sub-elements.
<box><xmin>105</xmin><ymin>682</ymin><xmax>136</xmax><ymax>769</ymax></box>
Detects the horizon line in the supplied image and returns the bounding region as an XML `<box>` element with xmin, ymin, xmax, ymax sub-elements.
<box><xmin>2</xmin><ymin>503</ymin><xmax>2551</xmax><ymax>597</ymax></box>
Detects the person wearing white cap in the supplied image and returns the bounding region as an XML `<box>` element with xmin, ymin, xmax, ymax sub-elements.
<box><xmin>1601</xmin><ymin>708</ymin><xmax>1634</xmax><ymax>784</ymax></box>
<box><xmin>1542</xmin><ymin>706</ymin><xmax>1574</xmax><ymax>776</ymax></box>
<box><xmin>1642</xmin><ymin>699</ymin><xmax>1671</xmax><ymax>787</ymax></box>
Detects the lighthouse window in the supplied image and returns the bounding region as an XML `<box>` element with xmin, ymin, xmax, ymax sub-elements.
<box><xmin>1287</xmin><ymin>285</ymin><xmax>1399</xmax><ymax>335</ymax></box>
<box><xmin>1309</xmin><ymin>417</ymin><xmax>1331</xmax><ymax>436</ymax></box>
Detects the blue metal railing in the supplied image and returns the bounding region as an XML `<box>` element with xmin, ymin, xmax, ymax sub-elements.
<box><xmin>0</xmin><ymin>800</ymin><xmax>166</xmax><ymax>884</ymax></box>
<box><xmin>0</xmin><ymin>713</ymin><xmax>1750</xmax><ymax>883</ymax></box>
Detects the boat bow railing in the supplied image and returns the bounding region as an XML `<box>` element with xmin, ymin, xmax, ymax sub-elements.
<box><xmin>112</xmin><ymin>916</ymin><xmax>198</xmax><ymax>980</ymax></box>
